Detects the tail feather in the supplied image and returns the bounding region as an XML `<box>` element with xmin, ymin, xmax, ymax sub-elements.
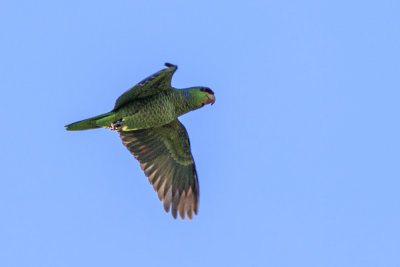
<box><xmin>65</xmin><ymin>112</ymin><xmax>115</xmax><ymax>131</ymax></box>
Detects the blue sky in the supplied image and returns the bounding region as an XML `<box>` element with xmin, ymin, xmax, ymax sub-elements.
<box><xmin>1</xmin><ymin>0</ymin><xmax>399</xmax><ymax>266</ymax></box>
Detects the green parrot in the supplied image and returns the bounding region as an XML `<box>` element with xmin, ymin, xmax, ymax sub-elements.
<box><xmin>65</xmin><ymin>63</ymin><xmax>215</xmax><ymax>220</ymax></box>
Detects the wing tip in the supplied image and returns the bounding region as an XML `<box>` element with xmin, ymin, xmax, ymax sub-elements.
<box><xmin>165</xmin><ymin>62</ymin><xmax>177</xmax><ymax>70</ymax></box>
<box><xmin>162</xmin><ymin>188</ymin><xmax>198</xmax><ymax>220</ymax></box>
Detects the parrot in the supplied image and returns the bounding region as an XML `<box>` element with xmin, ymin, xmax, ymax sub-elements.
<box><xmin>65</xmin><ymin>63</ymin><xmax>215</xmax><ymax>220</ymax></box>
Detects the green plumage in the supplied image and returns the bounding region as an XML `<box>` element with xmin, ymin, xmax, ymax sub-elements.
<box><xmin>65</xmin><ymin>112</ymin><xmax>115</xmax><ymax>130</ymax></box>
<box><xmin>65</xmin><ymin>63</ymin><xmax>215</xmax><ymax>220</ymax></box>
<box><xmin>114</xmin><ymin>89</ymin><xmax>196</xmax><ymax>131</ymax></box>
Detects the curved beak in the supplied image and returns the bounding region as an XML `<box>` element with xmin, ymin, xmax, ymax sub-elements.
<box><xmin>205</xmin><ymin>94</ymin><xmax>215</xmax><ymax>105</ymax></box>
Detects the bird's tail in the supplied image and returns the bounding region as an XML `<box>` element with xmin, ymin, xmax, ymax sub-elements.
<box><xmin>65</xmin><ymin>112</ymin><xmax>116</xmax><ymax>131</ymax></box>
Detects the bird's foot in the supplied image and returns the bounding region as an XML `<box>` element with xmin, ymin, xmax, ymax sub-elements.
<box><xmin>109</xmin><ymin>120</ymin><xmax>123</xmax><ymax>131</ymax></box>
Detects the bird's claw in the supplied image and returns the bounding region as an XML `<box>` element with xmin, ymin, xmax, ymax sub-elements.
<box><xmin>110</xmin><ymin>120</ymin><xmax>123</xmax><ymax>131</ymax></box>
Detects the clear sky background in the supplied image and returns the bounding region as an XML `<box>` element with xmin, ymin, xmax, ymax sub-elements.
<box><xmin>1</xmin><ymin>1</ymin><xmax>399</xmax><ymax>266</ymax></box>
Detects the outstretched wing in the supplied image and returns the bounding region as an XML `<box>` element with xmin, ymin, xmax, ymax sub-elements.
<box><xmin>118</xmin><ymin>119</ymin><xmax>199</xmax><ymax>219</ymax></box>
<box><xmin>114</xmin><ymin>63</ymin><xmax>178</xmax><ymax>110</ymax></box>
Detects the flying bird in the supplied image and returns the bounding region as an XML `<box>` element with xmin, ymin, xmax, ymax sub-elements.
<box><xmin>65</xmin><ymin>63</ymin><xmax>215</xmax><ymax>220</ymax></box>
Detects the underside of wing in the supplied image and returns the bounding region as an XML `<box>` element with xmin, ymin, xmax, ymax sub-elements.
<box><xmin>114</xmin><ymin>63</ymin><xmax>177</xmax><ymax>110</ymax></box>
<box><xmin>118</xmin><ymin>119</ymin><xmax>199</xmax><ymax>219</ymax></box>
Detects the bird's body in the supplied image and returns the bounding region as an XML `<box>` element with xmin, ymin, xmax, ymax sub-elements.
<box><xmin>65</xmin><ymin>63</ymin><xmax>215</xmax><ymax>219</ymax></box>
<box><xmin>113</xmin><ymin>89</ymin><xmax>195</xmax><ymax>131</ymax></box>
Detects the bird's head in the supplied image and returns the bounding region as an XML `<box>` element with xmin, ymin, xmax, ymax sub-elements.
<box><xmin>188</xmin><ymin>87</ymin><xmax>215</xmax><ymax>109</ymax></box>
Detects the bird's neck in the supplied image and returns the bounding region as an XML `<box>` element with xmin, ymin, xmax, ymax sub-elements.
<box><xmin>175</xmin><ymin>89</ymin><xmax>198</xmax><ymax>116</ymax></box>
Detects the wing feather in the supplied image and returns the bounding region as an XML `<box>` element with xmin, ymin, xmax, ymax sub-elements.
<box><xmin>114</xmin><ymin>63</ymin><xmax>177</xmax><ymax>110</ymax></box>
<box><xmin>118</xmin><ymin>119</ymin><xmax>199</xmax><ymax>219</ymax></box>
